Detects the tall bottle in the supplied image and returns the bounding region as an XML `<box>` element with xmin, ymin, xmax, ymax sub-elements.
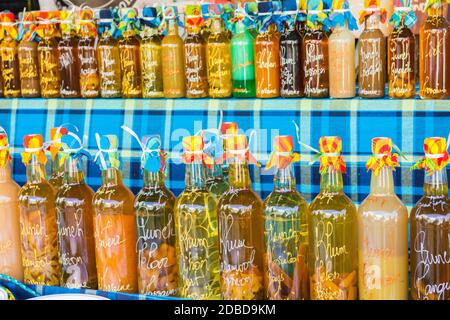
<box><xmin>175</xmin><ymin>136</ymin><xmax>220</xmax><ymax>299</ymax></box>
<box><xmin>0</xmin><ymin>132</ymin><xmax>24</xmax><ymax>281</ymax></box>
<box><xmin>220</xmin><ymin>121</ymin><xmax>239</xmax><ymax>183</ymax></box>
<box><xmin>47</xmin><ymin>127</ymin><xmax>67</xmax><ymax>191</ymax></box>
<box><xmin>410</xmin><ymin>137</ymin><xmax>450</xmax><ymax>300</ymax></box>
<box><xmin>255</xmin><ymin>1</ymin><xmax>281</xmax><ymax>98</ymax></box>
<box><xmin>58</xmin><ymin>10</ymin><xmax>81</xmax><ymax>98</ymax></box>
<box><xmin>93</xmin><ymin>134</ymin><xmax>137</xmax><ymax>293</ymax></box>
<box><xmin>77</xmin><ymin>9</ymin><xmax>99</xmax><ymax>98</ymax></box>
<box><xmin>280</xmin><ymin>0</ymin><xmax>303</xmax><ymax>98</ymax></box>
<box><xmin>419</xmin><ymin>1</ymin><xmax>450</xmax><ymax>99</ymax></box>
<box><xmin>308</xmin><ymin>137</ymin><xmax>357</xmax><ymax>300</ymax></box>
<box><xmin>263</xmin><ymin>136</ymin><xmax>309</xmax><ymax>300</ymax></box>
<box><xmin>201</xmin><ymin>131</ymin><xmax>228</xmax><ymax>197</ymax></box>
<box><xmin>328</xmin><ymin>1</ymin><xmax>357</xmax><ymax>98</ymax></box>
<box><xmin>36</xmin><ymin>11</ymin><xmax>61</xmax><ymax>98</ymax></box>
<box><xmin>303</xmin><ymin>1</ymin><xmax>329</xmax><ymax>98</ymax></box>
<box><xmin>55</xmin><ymin>132</ymin><xmax>97</xmax><ymax>289</ymax></box>
<box><xmin>140</xmin><ymin>7</ymin><xmax>163</xmax><ymax>98</ymax></box>
<box><xmin>96</xmin><ymin>9</ymin><xmax>121</xmax><ymax>98</ymax></box>
<box><xmin>18</xmin><ymin>134</ymin><xmax>60</xmax><ymax>285</ymax></box>
<box><xmin>218</xmin><ymin>134</ymin><xmax>265</xmax><ymax>300</ymax></box>
<box><xmin>18</xmin><ymin>12</ymin><xmax>40</xmax><ymax>98</ymax></box>
<box><xmin>230</xmin><ymin>3</ymin><xmax>256</xmax><ymax>98</ymax></box>
<box><xmin>388</xmin><ymin>0</ymin><xmax>416</xmax><ymax>99</ymax></box>
<box><xmin>0</xmin><ymin>12</ymin><xmax>21</xmax><ymax>98</ymax></box>
<box><xmin>358</xmin><ymin>138</ymin><xmax>408</xmax><ymax>300</ymax></box>
<box><xmin>358</xmin><ymin>4</ymin><xmax>387</xmax><ymax>98</ymax></box>
<box><xmin>118</xmin><ymin>8</ymin><xmax>142</xmax><ymax>98</ymax></box>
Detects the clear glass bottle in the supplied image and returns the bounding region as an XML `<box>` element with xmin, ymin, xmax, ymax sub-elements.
<box><xmin>419</xmin><ymin>4</ymin><xmax>450</xmax><ymax>99</ymax></box>
<box><xmin>206</xmin><ymin>18</ymin><xmax>232</xmax><ymax>98</ymax></box>
<box><xmin>119</xmin><ymin>27</ymin><xmax>142</xmax><ymax>98</ymax></box>
<box><xmin>0</xmin><ymin>13</ymin><xmax>21</xmax><ymax>98</ymax></box>
<box><xmin>358</xmin><ymin>13</ymin><xmax>387</xmax><ymax>98</ymax></box>
<box><xmin>162</xmin><ymin>18</ymin><xmax>185</xmax><ymax>98</ymax></box>
<box><xmin>18</xmin><ymin>135</ymin><xmax>60</xmax><ymax>286</ymax></box>
<box><xmin>175</xmin><ymin>136</ymin><xmax>220</xmax><ymax>299</ymax></box>
<box><xmin>218</xmin><ymin>135</ymin><xmax>265</xmax><ymax>300</ymax></box>
<box><xmin>58</xmin><ymin>22</ymin><xmax>81</xmax><ymax>98</ymax></box>
<box><xmin>47</xmin><ymin>128</ymin><xmax>65</xmax><ymax>192</ymax></box>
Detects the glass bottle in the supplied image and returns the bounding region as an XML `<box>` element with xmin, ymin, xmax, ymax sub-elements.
<box><xmin>37</xmin><ymin>19</ymin><xmax>61</xmax><ymax>98</ymax></box>
<box><xmin>308</xmin><ymin>140</ymin><xmax>357</xmax><ymax>300</ymax></box>
<box><xmin>358</xmin><ymin>13</ymin><xmax>387</xmax><ymax>98</ymax></box>
<box><xmin>58</xmin><ymin>23</ymin><xmax>81</xmax><ymax>98</ymax></box>
<box><xmin>97</xmin><ymin>13</ymin><xmax>121</xmax><ymax>98</ymax></box>
<box><xmin>280</xmin><ymin>19</ymin><xmax>303</xmax><ymax>98</ymax></box>
<box><xmin>302</xmin><ymin>26</ymin><xmax>329</xmax><ymax>98</ymax></box>
<box><xmin>419</xmin><ymin>4</ymin><xmax>450</xmax><ymax>99</ymax></box>
<box><xmin>18</xmin><ymin>13</ymin><xmax>40</xmax><ymax>98</ymax></box>
<box><xmin>119</xmin><ymin>29</ymin><xmax>142</xmax><ymax>98</ymax></box>
<box><xmin>388</xmin><ymin>21</ymin><xmax>415</xmax><ymax>98</ymax></box>
<box><xmin>93</xmin><ymin>167</ymin><xmax>138</xmax><ymax>293</ymax></box>
<box><xmin>329</xmin><ymin>22</ymin><xmax>356</xmax><ymax>98</ymax></box>
<box><xmin>18</xmin><ymin>135</ymin><xmax>60</xmax><ymax>286</ymax></box>
<box><xmin>218</xmin><ymin>135</ymin><xmax>265</xmax><ymax>300</ymax></box>
<box><xmin>357</xmin><ymin>140</ymin><xmax>408</xmax><ymax>300</ymax></box>
<box><xmin>78</xmin><ymin>15</ymin><xmax>99</xmax><ymax>98</ymax></box>
<box><xmin>230</xmin><ymin>20</ymin><xmax>256</xmax><ymax>98</ymax></box>
<box><xmin>0</xmin><ymin>135</ymin><xmax>24</xmax><ymax>281</ymax></box>
<box><xmin>162</xmin><ymin>18</ymin><xmax>185</xmax><ymax>98</ymax></box>
<box><xmin>56</xmin><ymin>154</ymin><xmax>97</xmax><ymax>289</ymax></box>
<box><xmin>136</xmin><ymin>168</ymin><xmax>178</xmax><ymax>296</ymax></box>
<box><xmin>206</xmin><ymin>18</ymin><xmax>232</xmax><ymax>98</ymax></box>
<box><xmin>0</xmin><ymin>13</ymin><xmax>21</xmax><ymax>98</ymax></box>
<box><xmin>175</xmin><ymin>136</ymin><xmax>220</xmax><ymax>299</ymax></box>
<box><xmin>184</xmin><ymin>21</ymin><xmax>208</xmax><ymax>98</ymax></box>
<box><xmin>206</xmin><ymin>161</ymin><xmax>228</xmax><ymax>198</ymax></box>
<box><xmin>47</xmin><ymin>127</ymin><xmax>66</xmax><ymax>191</ymax></box>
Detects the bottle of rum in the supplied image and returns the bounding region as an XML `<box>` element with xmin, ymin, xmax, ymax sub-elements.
<box><xmin>0</xmin><ymin>12</ymin><xmax>21</xmax><ymax>98</ymax></box>
<box><xmin>47</xmin><ymin>127</ymin><xmax>67</xmax><ymax>192</ymax></box>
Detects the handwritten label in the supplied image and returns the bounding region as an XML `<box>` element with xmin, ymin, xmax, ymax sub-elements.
<box><xmin>256</xmin><ymin>45</ymin><xmax>278</xmax><ymax>96</ymax></box>
<box><xmin>304</xmin><ymin>41</ymin><xmax>327</xmax><ymax>96</ymax></box>
<box><xmin>207</xmin><ymin>43</ymin><xmax>231</xmax><ymax>96</ymax></box>
<box><xmin>38</xmin><ymin>47</ymin><xmax>60</xmax><ymax>95</ymax></box>
<box><xmin>359</xmin><ymin>38</ymin><xmax>384</xmax><ymax>96</ymax></box>
<box><xmin>280</xmin><ymin>40</ymin><xmax>300</xmax><ymax>96</ymax></box>
<box><xmin>141</xmin><ymin>43</ymin><xmax>163</xmax><ymax>95</ymax></box>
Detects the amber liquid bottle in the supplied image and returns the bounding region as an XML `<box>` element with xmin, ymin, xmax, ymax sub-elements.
<box><xmin>18</xmin><ymin>20</ymin><xmax>40</xmax><ymax>98</ymax></box>
<box><xmin>255</xmin><ymin>23</ymin><xmax>281</xmax><ymax>98</ymax></box>
<box><xmin>162</xmin><ymin>19</ymin><xmax>185</xmax><ymax>98</ymax></box>
<box><xmin>119</xmin><ymin>29</ymin><xmax>142</xmax><ymax>98</ymax></box>
<box><xmin>419</xmin><ymin>5</ymin><xmax>450</xmax><ymax>99</ymax></box>
<box><xmin>280</xmin><ymin>21</ymin><xmax>304</xmax><ymax>98</ymax></box>
<box><xmin>38</xmin><ymin>24</ymin><xmax>61</xmax><ymax>98</ymax></box>
<box><xmin>0</xmin><ymin>31</ymin><xmax>21</xmax><ymax>98</ymax></box>
<box><xmin>302</xmin><ymin>26</ymin><xmax>329</xmax><ymax>98</ymax></box>
<box><xmin>359</xmin><ymin>14</ymin><xmax>387</xmax><ymax>98</ymax></box>
<box><xmin>140</xmin><ymin>26</ymin><xmax>163</xmax><ymax>98</ymax></box>
<box><xmin>184</xmin><ymin>24</ymin><xmax>208</xmax><ymax>98</ymax></box>
<box><xmin>97</xmin><ymin>26</ymin><xmax>121</xmax><ymax>98</ymax></box>
<box><xmin>58</xmin><ymin>28</ymin><xmax>81</xmax><ymax>98</ymax></box>
<box><xmin>78</xmin><ymin>24</ymin><xmax>99</xmax><ymax>98</ymax></box>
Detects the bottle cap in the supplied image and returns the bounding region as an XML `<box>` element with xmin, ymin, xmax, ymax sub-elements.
<box><xmin>182</xmin><ymin>136</ymin><xmax>204</xmax><ymax>153</ymax></box>
<box><xmin>319</xmin><ymin>136</ymin><xmax>342</xmax><ymax>155</ymax></box>
<box><xmin>221</xmin><ymin>122</ymin><xmax>239</xmax><ymax>136</ymax></box>
<box><xmin>371</xmin><ymin>137</ymin><xmax>393</xmax><ymax>155</ymax></box>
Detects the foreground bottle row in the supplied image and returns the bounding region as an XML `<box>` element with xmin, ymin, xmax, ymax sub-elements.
<box><xmin>0</xmin><ymin>124</ymin><xmax>449</xmax><ymax>300</ymax></box>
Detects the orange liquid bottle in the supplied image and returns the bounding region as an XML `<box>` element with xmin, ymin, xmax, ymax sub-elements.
<box><xmin>0</xmin><ymin>12</ymin><xmax>21</xmax><ymax>98</ymax></box>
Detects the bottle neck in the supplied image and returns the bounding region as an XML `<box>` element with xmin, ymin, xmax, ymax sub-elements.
<box><xmin>274</xmin><ymin>164</ymin><xmax>296</xmax><ymax>192</ymax></box>
<box><xmin>235</xmin><ymin>21</ymin><xmax>247</xmax><ymax>34</ymax></box>
<box><xmin>428</xmin><ymin>5</ymin><xmax>444</xmax><ymax>17</ymax></box>
<box><xmin>211</xmin><ymin>18</ymin><xmax>224</xmax><ymax>34</ymax></box>
<box><xmin>167</xmin><ymin>19</ymin><xmax>179</xmax><ymax>35</ymax></box>
<box><xmin>365</xmin><ymin>14</ymin><xmax>381</xmax><ymax>30</ymax></box>
<box><xmin>370</xmin><ymin>166</ymin><xmax>395</xmax><ymax>195</ymax></box>
<box><xmin>185</xmin><ymin>161</ymin><xmax>206</xmax><ymax>191</ymax></box>
<box><xmin>0</xmin><ymin>164</ymin><xmax>12</xmax><ymax>183</ymax></box>
<box><xmin>334</xmin><ymin>21</ymin><xmax>349</xmax><ymax>30</ymax></box>
<box><xmin>228</xmin><ymin>158</ymin><xmax>252</xmax><ymax>189</ymax></box>
<box><xmin>424</xmin><ymin>169</ymin><xmax>448</xmax><ymax>197</ymax></box>
<box><xmin>26</xmin><ymin>155</ymin><xmax>46</xmax><ymax>184</ymax></box>
<box><xmin>101</xmin><ymin>167</ymin><xmax>123</xmax><ymax>187</ymax></box>
<box><xmin>320</xmin><ymin>167</ymin><xmax>343</xmax><ymax>193</ymax></box>
<box><xmin>144</xmin><ymin>170</ymin><xmax>164</xmax><ymax>189</ymax></box>
<box><xmin>64</xmin><ymin>156</ymin><xmax>85</xmax><ymax>185</ymax></box>
<box><xmin>142</xmin><ymin>26</ymin><xmax>159</xmax><ymax>37</ymax></box>
<box><xmin>206</xmin><ymin>162</ymin><xmax>223</xmax><ymax>181</ymax></box>
<box><xmin>52</xmin><ymin>154</ymin><xmax>64</xmax><ymax>176</ymax></box>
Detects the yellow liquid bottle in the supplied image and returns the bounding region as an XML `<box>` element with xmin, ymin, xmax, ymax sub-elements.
<box><xmin>0</xmin><ymin>12</ymin><xmax>21</xmax><ymax>98</ymax></box>
<box><xmin>162</xmin><ymin>17</ymin><xmax>185</xmax><ymax>98</ymax></box>
<box><xmin>119</xmin><ymin>30</ymin><xmax>142</xmax><ymax>98</ymax></box>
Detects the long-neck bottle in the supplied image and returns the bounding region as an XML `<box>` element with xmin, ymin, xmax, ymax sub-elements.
<box><xmin>119</xmin><ymin>28</ymin><xmax>142</xmax><ymax>98</ymax></box>
<box><xmin>140</xmin><ymin>25</ymin><xmax>163</xmax><ymax>98</ymax></box>
<box><xmin>302</xmin><ymin>22</ymin><xmax>329</xmax><ymax>98</ymax></box>
<box><xmin>184</xmin><ymin>23</ymin><xmax>208</xmax><ymax>98</ymax></box>
<box><xmin>264</xmin><ymin>162</ymin><xmax>309</xmax><ymax>300</ymax></box>
<box><xmin>56</xmin><ymin>155</ymin><xmax>97</xmax><ymax>289</ymax></box>
<box><xmin>411</xmin><ymin>168</ymin><xmax>450</xmax><ymax>300</ymax></box>
<box><xmin>206</xmin><ymin>18</ymin><xmax>232</xmax><ymax>98</ymax></box>
<box><xmin>38</xmin><ymin>24</ymin><xmax>61</xmax><ymax>98</ymax></box>
<box><xmin>49</xmin><ymin>153</ymin><xmax>64</xmax><ymax>191</ymax></box>
<box><xmin>329</xmin><ymin>22</ymin><xmax>356</xmax><ymax>98</ymax></box>
<box><xmin>97</xmin><ymin>22</ymin><xmax>121</xmax><ymax>98</ymax></box>
<box><xmin>231</xmin><ymin>20</ymin><xmax>256</xmax><ymax>98</ymax></box>
<box><xmin>0</xmin><ymin>21</ymin><xmax>21</xmax><ymax>98</ymax></box>
<box><xmin>388</xmin><ymin>20</ymin><xmax>415</xmax><ymax>98</ymax></box>
<box><xmin>93</xmin><ymin>167</ymin><xmax>138</xmax><ymax>293</ymax></box>
<box><xmin>58</xmin><ymin>27</ymin><xmax>81</xmax><ymax>98</ymax></box>
<box><xmin>206</xmin><ymin>160</ymin><xmax>228</xmax><ymax>198</ymax></box>
<box><xmin>280</xmin><ymin>20</ymin><xmax>303</xmax><ymax>98</ymax></box>
<box><xmin>136</xmin><ymin>169</ymin><xmax>178</xmax><ymax>296</ymax></box>
<box><xmin>162</xmin><ymin>19</ymin><xmax>185</xmax><ymax>98</ymax></box>
<box><xmin>255</xmin><ymin>23</ymin><xmax>281</xmax><ymax>98</ymax></box>
<box><xmin>218</xmin><ymin>142</ymin><xmax>265</xmax><ymax>300</ymax></box>
<box><xmin>78</xmin><ymin>23</ymin><xmax>99</xmax><ymax>98</ymax></box>
<box><xmin>19</xmin><ymin>144</ymin><xmax>60</xmax><ymax>285</ymax></box>
<box><xmin>0</xmin><ymin>159</ymin><xmax>24</xmax><ymax>281</ymax></box>
<box><xmin>358</xmin><ymin>165</ymin><xmax>408</xmax><ymax>299</ymax></box>
<box><xmin>18</xmin><ymin>16</ymin><xmax>40</xmax><ymax>98</ymax></box>
<box><xmin>419</xmin><ymin>4</ymin><xmax>450</xmax><ymax>99</ymax></box>
<box><xmin>309</xmin><ymin>166</ymin><xmax>357</xmax><ymax>300</ymax></box>
<box><xmin>358</xmin><ymin>13</ymin><xmax>386</xmax><ymax>98</ymax></box>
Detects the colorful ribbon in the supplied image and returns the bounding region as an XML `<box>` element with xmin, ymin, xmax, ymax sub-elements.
<box><xmin>330</xmin><ymin>0</ymin><xmax>359</xmax><ymax>30</ymax></box>
<box><xmin>0</xmin><ymin>12</ymin><xmax>19</xmax><ymax>41</ymax></box>
<box><xmin>298</xmin><ymin>0</ymin><xmax>308</xmax><ymax>23</ymax></box>
<box><xmin>217</xmin><ymin>131</ymin><xmax>260</xmax><ymax>167</ymax></box>
<box><xmin>21</xmin><ymin>134</ymin><xmax>47</xmax><ymax>166</ymax></box>
<box><xmin>359</xmin><ymin>0</ymin><xmax>387</xmax><ymax>25</ymax></box>
<box><xmin>318</xmin><ymin>136</ymin><xmax>347</xmax><ymax>174</ymax></box>
<box><xmin>141</xmin><ymin>6</ymin><xmax>162</xmax><ymax>30</ymax></box>
<box><xmin>59</xmin><ymin>8</ymin><xmax>77</xmax><ymax>35</ymax></box>
<box><xmin>18</xmin><ymin>11</ymin><xmax>37</xmax><ymax>41</ymax></box>
<box><xmin>160</xmin><ymin>5</ymin><xmax>183</xmax><ymax>35</ymax></box>
<box><xmin>0</xmin><ymin>127</ymin><xmax>11</xmax><ymax>168</ymax></box>
<box><xmin>94</xmin><ymin>134</ymin><xmax>121</xmax><ymax>170</ymax></box>
<box><xmin>46</xmin><ymin>126</ymin><xmax>69</xmax><ymax>161</ymax></box>
<box><xmin>366</xmin><ymin>137</ymin><xmax>401</xmax><ymax>176</ymax></box>
<box><xmin>229</xmin><ymin>2</ymin><xmax>257</xmax><ymax>34</ymax></box>
<box><xmin>307</xmin><ymin>0</ymin><xmax>329</xmax><ymax>29</ymax></box>
<box><xmin>280</xmin><ymin>0</ymin><xmax>299</xmax><ymax>31</ymax></box>
<box><xmin>257</xmin><ymin>1</ymin><xmax>282</xmax><ymax>32</ymax></box>
<box><xmin>426</xmin><ymin>0</ymin><xmax>450</xmax><ymax>10</ymax></box>
<box><xmin>77</xmin><ymin>8</ymin><xmax>97</xmax><ymax>37</ymax></box>
<box><xmin>390</xmin><ymin>0</ymin><xmax>417</xmax><ymax>28</ymax></box>
<box><xmin>34</xmin><ymin>11</ymin><xmax>60</xmax><ymax>40</ymax></box>
<box><xmin>265</xmin><ymin>135</ymin><xmax>300</xmax><ymax>171</ymax></box>
<box><xmin>59</xmin><ymin>130</ymin><xmax>91</xmax><ymax>164</ymax></box>
<box><xmin>181</xmin><ymin>136</ymin><xmax>214</xmax><ymax>169</ymax></box>
<box><xmin>96</xmin><ymin>8</ymin><xmax>118</xmax><ymax>38</ymax></box>
<box><xmin>185</xmin><ymin>4</ymin><xmax>204</xmax><ymax>30</ymax></box>
<box><xmin>116</xmin><ymin>7</ymin><xmax>141</xmax><ymax>37</ymax></box>
<box><xmin>411</xmin><ymin>135</ymin><xmax>450</xmax><ymax>176</ymax></box>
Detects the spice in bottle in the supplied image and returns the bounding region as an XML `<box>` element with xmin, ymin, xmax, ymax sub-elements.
<box><xmin>0</xmin><ymin>12</ymin><xmax>21</xmax><ymax>98</ymax></box>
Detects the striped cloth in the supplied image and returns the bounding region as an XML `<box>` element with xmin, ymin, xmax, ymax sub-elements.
<box><xmin>0</xmin><ymin>97</ymin><xmax>449</xmax><ymax>209</ymax></box>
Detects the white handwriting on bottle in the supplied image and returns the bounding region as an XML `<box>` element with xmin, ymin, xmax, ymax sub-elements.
<box><xmin>280</xmin><ymin>41</ymin><xmax>300</xmax><ymax>95</ymax></box>
<box><xmin>304</xmin><ymin>41</ymin><xmax>326</xmax><ymax>95</ymax></box>
<box><xmin>98</xmin><ymin>219</ymin><xmax>125</xmax><ymax>249</ymax></box>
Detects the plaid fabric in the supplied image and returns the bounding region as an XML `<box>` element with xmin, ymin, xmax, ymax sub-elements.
<box><xmin>0</xmin><ymin>98</ymin><xmax>449</xmax><ymax>209</ymax></box>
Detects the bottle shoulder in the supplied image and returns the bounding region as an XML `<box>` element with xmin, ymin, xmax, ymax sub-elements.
<box><xmin>19</xmin><ymin>180</ymin><xmax>56</xmax><ymax>201</ymax></box>
<box><xmin>263</xmin><ymin>190</ymin><xmax>309</xmax><ymax>217</ymax></box>
<box><xmin>135</xmin><ymin>186</ymin><xmax>176</xmax><ymax>204</ymax></box>
<box><xmin>56</xmin><ymin>183</ymin><xmax>95</xmax><ymax>201</ymax></box>
<box><xmin>93</xmin><ymin>183</ymin><xmax>135</xmax><ymax>204</ymax></box>
<box><xmin>218</xmin><ymin>188</ymin><xmax>262</xmax><ymax>208</ymax></box>
<box><xmin>411</xmin><ymin>195</ymin><xmax>450</xmax><ymax>218</ymax></box>
<box><xmin>309</xmin><ymin>192</ymin><xmax>356</xmax><ymax>213</ymax></box>
<box><xmin>358</xmin><ymin>194</ymin><xmax>407</xmax><ymax>216</ymax></box>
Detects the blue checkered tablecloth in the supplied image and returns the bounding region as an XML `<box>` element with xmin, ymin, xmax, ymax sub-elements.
<box><xmin>0</xmin><ymin>98</ymin><xmax>449</xmax><ymax>208</ymax></box>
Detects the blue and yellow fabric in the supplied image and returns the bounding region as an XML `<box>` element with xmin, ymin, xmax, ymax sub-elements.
<box><xmin>306</xmin><ymin>0</ymin><xmax>328</xmax><ymax>29</ymax></box>
<box><xmin>94</xmin><ymin>134</ymin><xmax>120</xmax><ymax>171</ymax></box>
<box><xmin>330</xmin><ymin>0</ymin><xmax>358</xmax><ymax>30</ymax></box>
<box><xmin>257</xmin><ymin>1</ymin><xmax>282</xmax><ymax>32</ymax></box>
<box><xmin>390</xmin><ymin>0</ymin><xmax>417</xmax><ymax>29</ymax></box>
<box><xmin>141</xmin><ymin>6</ymin><xmax>162</xmax><ymax>30</ymax></box>
<box><xmin>280</xmin><ymin>0</ymin><xmax>298</xmax><ymax>31</ymax></box>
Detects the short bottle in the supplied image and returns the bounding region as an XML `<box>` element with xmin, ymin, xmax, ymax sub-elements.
<box><xmin>0</xmin><ymin>12</ymin><xmax>21</xmax><ymax>98</ymax></box>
